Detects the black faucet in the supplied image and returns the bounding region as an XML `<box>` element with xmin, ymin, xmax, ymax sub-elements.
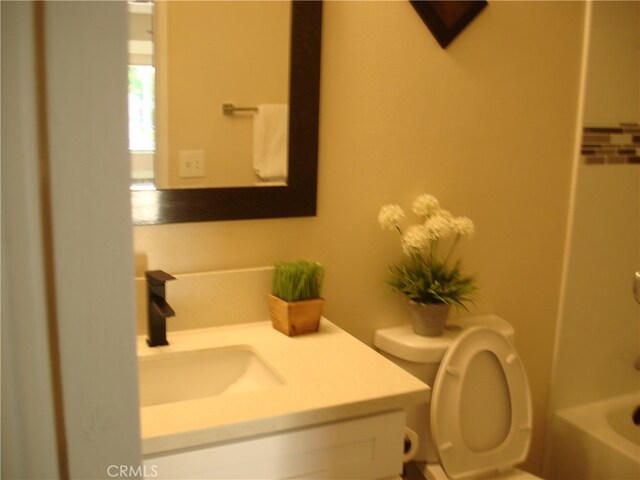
<box><xmin>145</xmin><ymin>270</ymin><xmax>176</xmax><ymax>347</ymax></box>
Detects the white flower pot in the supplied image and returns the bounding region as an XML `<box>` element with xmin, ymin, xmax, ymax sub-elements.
<box><xmin>407</xmin><ymin>301</ymin><xmax>451</xmax><ymax>336</ymax></box>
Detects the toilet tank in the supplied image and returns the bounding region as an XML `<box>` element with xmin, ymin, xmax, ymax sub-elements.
<box><xmin>374</xmin><ymin>314</ymin><xmax>515</xmax><ymax>384</ymax></box>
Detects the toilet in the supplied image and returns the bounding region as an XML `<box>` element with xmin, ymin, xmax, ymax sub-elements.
<box><xmin>374</xmin><ymin>314</ymin><xmax>542</xmax><ymax>480</ymax></box>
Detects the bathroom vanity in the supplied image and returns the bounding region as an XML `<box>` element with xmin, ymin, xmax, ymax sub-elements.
<box><xmin>137</xmin><ymin>319</ymin><xmax>430</xmax><ymax>479</ymax></box>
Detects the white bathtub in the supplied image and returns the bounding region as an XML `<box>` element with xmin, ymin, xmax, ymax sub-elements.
<box><xmin>551</xmin><ymin>393</ymin><xmax>640</xmax><ymax>480</ymax></box>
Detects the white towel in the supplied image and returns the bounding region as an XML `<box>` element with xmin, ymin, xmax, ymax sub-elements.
<box><xmin>253</xmin><ymin>104</ymin><xmax>289</xmax><ymax>180</ymax></box>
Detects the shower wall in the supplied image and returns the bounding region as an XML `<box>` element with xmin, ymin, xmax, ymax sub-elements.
<box><xmin>550</xmin><ymin>0</ymin><xmax>640</xmax><ymax>412</ymax></box>
<box><xmin>582</xmin><ymin>1</ymin><xmax>639</xmax><ymax>126</ymax></box>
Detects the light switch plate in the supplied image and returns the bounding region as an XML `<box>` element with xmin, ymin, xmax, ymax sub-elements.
<box><xmin>179</xmin><ymin>150</ymin><xmax>205</xmax><ymax>178</ymax></box>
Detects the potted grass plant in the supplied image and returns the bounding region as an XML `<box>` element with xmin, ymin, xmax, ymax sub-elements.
<box><xmin>378</xmin><ymin>194</ymin><xmax>477</xmax><ymax>336</ymax></box>
<box><xmin>268</xmin><ymin>260</ymin><xmax>325</xmax><ymax>336</ymax></box>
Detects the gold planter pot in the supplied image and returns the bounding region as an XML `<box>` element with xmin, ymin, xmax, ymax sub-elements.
<box><xmin>268</xmin><ymin>294</ymin><xmax>325</xmax><ymax>336</ymax></box>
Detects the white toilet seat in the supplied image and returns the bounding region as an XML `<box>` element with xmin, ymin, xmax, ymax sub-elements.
<box><xmin>430</xmin><ymin>326</ymin><xmax>532</xmax><ymax>480</ymax></box>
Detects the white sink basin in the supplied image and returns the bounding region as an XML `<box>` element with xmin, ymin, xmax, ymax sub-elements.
<box><xmin>138</xmin><ymin>345</ymin><xmax>284</xmax><ymax>407</ymax></box>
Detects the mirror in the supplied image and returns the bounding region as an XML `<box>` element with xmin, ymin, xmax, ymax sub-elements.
<box><xmin>153</xmin><ymin>1</ymin><xmax>291</xmax><ymax>189</ymax></box>
<box><xmin>128</xmin><ymin>1</ymin><xmax>155</xmax><ymax>188</ymax></box>
<box><xmin>131</xmin><ymin>1</ymin><xmax>322</xmax><ymax>224</ymax></box>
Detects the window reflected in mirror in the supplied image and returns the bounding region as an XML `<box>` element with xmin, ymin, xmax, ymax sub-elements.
<box><xmin>129</xmin><ymin>65</ymin><xmax>155</xmax><ymax>189</ymax></box>
<box><xmin>128</xmin><ymin>1</ymin><xmax>156</xmax><ymax>190</ymax></box>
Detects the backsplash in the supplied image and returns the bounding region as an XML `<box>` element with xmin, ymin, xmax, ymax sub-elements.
<box><xmin>581</xmin><ymin>124</ymin><xmax>640</xmax><ymax>165</ymax></box>
<box><xmin>135</xmin><ymin>267</ymin><xmax>274</xmax><ymax>335</ymax></box>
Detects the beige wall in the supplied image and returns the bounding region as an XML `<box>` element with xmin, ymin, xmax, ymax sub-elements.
<box><xmin>134</xmin><ymin>1</ymin><xmax>585</xmax><ymax>473</ymax></box>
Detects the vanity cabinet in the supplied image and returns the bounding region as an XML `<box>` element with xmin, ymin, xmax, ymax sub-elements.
<box><xmin>138</xmin><ymin>318</ymin><xmax>429</xmax><ymax>480</ymax></box>
<box><xmin>144</xmin><ymin>410</ymin><xmax>405</xmax><ymax>479</ymax></box>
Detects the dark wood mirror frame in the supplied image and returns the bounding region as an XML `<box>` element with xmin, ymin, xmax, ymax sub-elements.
<box><xmin>132</xmin><ymin>1</ymin><xmax>322</xmax><ymax>225</ymax></box>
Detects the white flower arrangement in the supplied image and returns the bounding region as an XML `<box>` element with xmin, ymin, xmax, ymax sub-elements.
<box><xmin>378</xmin><ymin>194</ymin><xmax>477</xmax><ymax>308</ymax></box>
<box><xmin>378</xmin><ymin>204</ymin><xmax>405</xmax><ymax>231</ymax></box>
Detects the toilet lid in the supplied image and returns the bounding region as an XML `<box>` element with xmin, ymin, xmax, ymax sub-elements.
<box><xmin>430</xmin><ymin>326</ymin><xmax>532</xmax><ymax>480</ymax></box>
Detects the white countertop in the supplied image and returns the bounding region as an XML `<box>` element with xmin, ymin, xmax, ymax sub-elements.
<box><xmin>138</xmin><ymin>319</ymin><xmax>430</xmax><ymax>456</ymax></box>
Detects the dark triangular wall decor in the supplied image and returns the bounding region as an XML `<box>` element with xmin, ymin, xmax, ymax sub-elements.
<box><xmin>410</xmin><ymin>1</ymin><xmax>488</xmax><ymax>48</ymax></box>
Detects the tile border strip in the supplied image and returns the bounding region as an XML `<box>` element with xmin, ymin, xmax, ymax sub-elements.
<box><xmin>581</xmin><ymin>123</ymin><xmax>640</xmax><ymax>165</ymax></box>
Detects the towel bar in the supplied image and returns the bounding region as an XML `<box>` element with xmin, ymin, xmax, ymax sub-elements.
<box><xmin>222</xmin><ymin>103</ymin><xmax>258</xmax><ymax>115</ymax></box>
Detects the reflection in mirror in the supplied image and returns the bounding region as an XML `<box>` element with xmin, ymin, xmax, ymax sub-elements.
<box><xmin>155</xmin><ymin>1</ymin><xmax>291</xmax><ymax>189</ymax></box>
<box><xmin>128</xmin><ymin>1</ymin><xmax>155</xmax><ymax>190</ymax></box>
<box><xmin>131</xmin><ymin>1</ymin><xmax>322</xmax><ymax>224</ymax></box>
<box><xmin>128</xmin><ymin>1</ymin><xmax>292</xmax><ymax>190</ymax></box>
